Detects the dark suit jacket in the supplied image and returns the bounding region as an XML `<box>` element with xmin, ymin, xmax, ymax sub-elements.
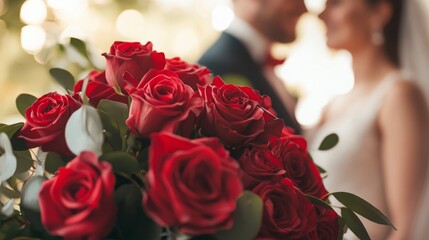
<box><xmin>198</xmin><ymin>32</ymin><xmax>301</xmax><ymax>134</ymax></box>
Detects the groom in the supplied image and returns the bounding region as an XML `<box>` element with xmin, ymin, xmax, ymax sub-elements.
<box><xmin>198</xmin><ymin>0</ymin><xmax>307</xmax><ymax>133</ymax></box>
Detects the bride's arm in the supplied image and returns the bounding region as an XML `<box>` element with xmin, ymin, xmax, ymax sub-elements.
<box><xmin>379</xmin><ymin>81</ymin><xmax>429</xmax><ymax>239</ymax></box>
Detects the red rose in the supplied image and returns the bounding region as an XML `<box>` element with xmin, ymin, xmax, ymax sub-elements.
<box><xmin>238</xmin><ymin>148</ymin><xmax>285</xmax><ymax>189</ymax></box>
<box><xmin>125</xmin><ymin>69</ymin><xmax>203</xmax><ymax>138</ymax></box>
<box><xmin>19</xmin><ymin>92</ymin><xmax>81</xmax><ymax>156</ymax></box>
<box><xmin>253</xmin><ymin>178</ymin><xmax>316</xmax><ymax>239</ymax></box>
<box><xmin>73</xmin><ymin>70</ymin><xmax>128</xmax><ymax>107</ymax></box>
<box><xmin>102</xmin><ymin>41</ymin><xmax>165</xmax><ymax>92</ymax></box>
<box><xmin>281</xmin><ymin>126</ymin><xmax>296</xmax><ymax>137</ymax></box>
<box><xmin>165</xmin><ymin>57</ymin><xmax>211</xmax><ymax>91</ymax></box>
<box><xmin>314</xmin><ymin>207</ymin><xmax>340</xmax><ymax>240</ymax></box>
<box><xmin>271</xmin><ymin>136</ymin><xmax>328</xmax><ymax>199</ymax></box>
<box><xmin>198</xmin><ymin>77</ymin><xmax>284</xmax><ymax>148</ymax></box>
<box><xmin>143</xmin><ymin>132</ymin><xmax>243</xmax><ymax>235</ymax></box>
<box><xmin>39</xmin><ymin>151</ymin><xmax>117</xmax><ymax>240</ymax></box>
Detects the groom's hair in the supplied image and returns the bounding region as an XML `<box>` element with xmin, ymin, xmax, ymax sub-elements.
<box><xmin>367</xmin><ymin>0</ymin><xmax>403</xmax><ymax>67</ymax></box>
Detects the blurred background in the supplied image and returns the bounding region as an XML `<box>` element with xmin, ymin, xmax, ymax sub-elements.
<box><xmin>0</xmin><ymin>0</ymin><xmax>354</xmax><ymax>127</ymax></box>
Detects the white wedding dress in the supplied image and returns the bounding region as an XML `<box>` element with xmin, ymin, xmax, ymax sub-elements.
<box><xmin>308</xmin><ymin>73</ymin><xmax>403</xmax><ymax>240</ymax></box>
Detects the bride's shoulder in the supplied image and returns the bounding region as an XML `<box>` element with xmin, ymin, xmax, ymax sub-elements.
<box><xmin>380</xmin><ymin>77</ymin><xmax>428</xmax><ymax>121</ymax></box>
<box><xmin>386</xmin><ymin>78</ymin><xmax>425</xmax><ymax>105</ymax></box>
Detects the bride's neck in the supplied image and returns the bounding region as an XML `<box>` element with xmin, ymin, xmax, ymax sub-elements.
<box><xmin>351</xmin><ymin>45</ymin><xmax>396</xmax><ymax>85</ymax></box>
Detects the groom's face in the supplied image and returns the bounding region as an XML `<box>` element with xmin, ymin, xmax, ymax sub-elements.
<box><xmin>254</xmin><ymin>0</ymin><xmax>307</xmax><ymax>43</ymax></box>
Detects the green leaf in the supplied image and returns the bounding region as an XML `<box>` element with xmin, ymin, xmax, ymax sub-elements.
<box><xmin>0</xmin><ymin>123</ymin><xmax>23</xmax><ymax>139</ymax></box>
<box><xmin>0</xmin><ymin>123</ymin><xmax>28</xmax><ymax>151</ymax></box>
<box><xmin>306</xmin><ymin>195</ymin><xmax>332</xmax><ymax>210</ymax></box>
<box><xmin>98</xmin><ymin>100</ymin><xmax>129</xmax><ymax>137</ymax></box>
<box><xmin>330</xmin><ymin>192</ymin><xmax>395</xmax><ymax>229</ymax></box>
<box><xmin>115</xmin><ymin>184</ymin><xmax>161</xmax><ymax>240</ymax></box>
<box><xmin>14</xmin><ymin>150</ymin><xmax>34</xmax><ymax>174</ymax></box>
<box><xmin>215</xmin><ymin>191</ymin><xmax>263</xmax><ymax>240</ymax></box>
<box><xmin>45</xmin><ymin>152</ymin><xmax>66</xmax><ymax>174</ymax></box>
<box><xmin>70</xmin><ymin>38</ymin><xmax>90</xmax><ymax>60</ymax></box>
<box><xmin>341</xmin><ymin>208</ymin><xmax>370</xmax><ymax>240</ymax></box>
<box><xmin>101</xmin><ymin>152</ymin><xmax>140</xmax><ymax>174</ymax></box>
<box><xmin>316</xmin><ymin>164</ymin><xmax>327</xmax><ymax>174</ymax></box>
<box><xmin>15</xmin><ymin>94</ymin><xmax>37</xmax><ymax>117</ymax></box>
<box><xmin>0</xmin><ymin>186</ymin><xmax>20</xmax><ymax>198</ymax></box>
<box><xmin>319</xmin><ymin>133</ymin><xmax>339</xmax><ymax>151</ymax></box>
<box><xmin>49</xmin><ymin>68</ymin><xmax>75</xmax><ymax>91</ymax></box>
<box><xmin>98</xmin><ymin>110</ymin><xmax>122</xmax><ymax>151</ymax></box>
<box><xmin>337</xmin><ymin>216</ymin><xmax>346</xmax><ymax>240</ymax></box>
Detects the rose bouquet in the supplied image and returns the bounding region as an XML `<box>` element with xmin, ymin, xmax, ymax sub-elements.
<box><xmin>0</xmin><ymin>40</ymin><xmax>394</xmax><ymax>240</ymax></box>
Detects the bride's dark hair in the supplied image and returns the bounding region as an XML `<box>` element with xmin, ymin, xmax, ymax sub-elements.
<box><xmin>367</xmin><ymin>0</ymin><xmax>403</xmax><ymax>66</ymax></box>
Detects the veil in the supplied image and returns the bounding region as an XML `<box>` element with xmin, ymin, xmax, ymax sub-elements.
<box><xmin>400</xmin><ymin>0</ymin><xmax>429</xmax><ymax>238</ymax></box>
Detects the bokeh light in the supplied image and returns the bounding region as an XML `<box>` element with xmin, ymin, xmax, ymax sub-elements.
<box><xmin>20</xmin><ymin>0</ymin><xmax>47</xmax><ymax>25</ymax></box>
<box><xmin>305</xmin><ymin>0</ymin><xmax>326</xmax><ymax>14</ymax></box>
<box><xmin>211</xmin><ymin>5</ymin><xmax>234</xmax><ymax>31</ymax></box>
<box><xmin>172</xmin><ymin>28</ymin><xmax>200</xmax><ymax>57</ymax></box>
<box><xmin>21</xmin><ymin>25</ymin><xmax>46</xmax><ymax>54</ymax></box>
<box><xmin>116</xmin><ymin>9</ymin><xmax>145</xmax><ymax>39</ymax></box>
<box><xmin>156</xmin><ymin>0</ymin><xmax>195</xmax><ymax>9</ymax></box>
<box><xmin>93</xmin><ymin>0</ymin><xmax>112</xmax><ymax>5</ymax></box>
<box><xmin>277</xmin><ymin>14</ymin><xmax>354</xmax><ymax>127</ymax></box>
<box><xmin>47</xmin><ymin>0</ymin><xmax>86</xmax><ymax>10</ymax></box>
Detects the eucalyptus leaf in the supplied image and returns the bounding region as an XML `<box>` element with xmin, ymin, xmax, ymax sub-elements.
<box><xmin>214</xmin><ymin>191</ymin><xmax>263</xmax><ymax>240</ymax></box>
<box><xmin>101</xmin><ymin>152</ymin><xmax>140</xmax><ymax>174</ymax></box>
<box><xmin>341</xmin><ymin>208</ymin><xmax>370</xmax><ymax>240</ymax></box>
<box><xmin>1</xmin><ymin>199</ymin><xmax>14</xmax><ymax>217</ymax></box>
<box><xmin>45</xmin><ymin>152</ymin><xmax>66</xmax><ymax>174</ymax></box>
<box><xmin>65</xmin><ymin>105</ymin><xmax>104</xmax><ymax>156</ymax></box>
<box><xmin>98</xmin><ymin>110</ymin><xmax>122</xmax><ymax>151</ymax></box>
<box><xmin>115</xmin><ymin>184</ymin><xmax>161</xmax><ymax>240</ymax></box>
<box><xmin>0</xmin><ymin>186</ymin><xmax>20</xmax><ymax>198</ymax></box>
<box><xmin>306</xmin><ymin>195</ymin><xmax>332</xmax><ymax>210</ymax></box>
<box><xmin>319</xmin><ymin>133</ymin><xmax>339</xmax><ymax>151</ymax></box>
<box><xmin>0</xmin><ymin>133</ymin><xmax>17</xmax><ymax>182</ymax></box>
<box><xmin>0</xmin><ymin>123</ymin><xmax>28</xmax><ymax>151</ymax></box>
<box><xmin>338</xmin><ymin>216</ymin><xmax>347</xmax><ymax>240</ymax></box>
<box><xmin>35</xmin><ymin>149</ymin><xmax>47</xmax><ymax>176</ymax></box>
<box><xmin>49</xmin><ymin>68</ymin><xmax>75</xmax><ymax>91</ymax></box>
<box><xmin>102</xmin><ymin>140</ymin><xmax>115</xmax><ymax>154</ymax></box>
<box><xmin>0</xmin><ymin>123</ymin><xmax>24</xmax><ymax>139</ymax></box>
<box><xmin>98</xmin><ymin>100</ymin><xmax>129</xmax><ymax>136</ymax></box>
<box><xmin>15</xmin><ymin>94</ymin><xmax>37</xmax><ymax>117</ymax></box>
<box><xmin>21</xmin><ymin>176</ymin><xmax>47</xmax><ymax>212</ymax></box>
<box><xmin>20</xmin><ymin>176</ymin><xmax>48</xmax><ymax>233</ymax></box>
<box><xmin>330</xmin><ymin>192</ymin><xmax>395</xmax><ymax>228</ymax></box>
<box><xmin>70</xmin><ymin>38</ymin><xmax>90</xmax><ymax>60</ymax></box>
<box><xmin>14</xmin><ymin>150</ymin><xmax>34</xmax><ymax>174</ymax></box>
<box><xmin>316</xmin><ymin>164</ymin><xmax>327</xmax><ymax>174</ymax></box>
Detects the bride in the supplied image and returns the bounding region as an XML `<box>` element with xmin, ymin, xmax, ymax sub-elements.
<box><xmin>309</xmin><ymin>0</ymin><xmax>429</xmax><ymax>239</ymax></box>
